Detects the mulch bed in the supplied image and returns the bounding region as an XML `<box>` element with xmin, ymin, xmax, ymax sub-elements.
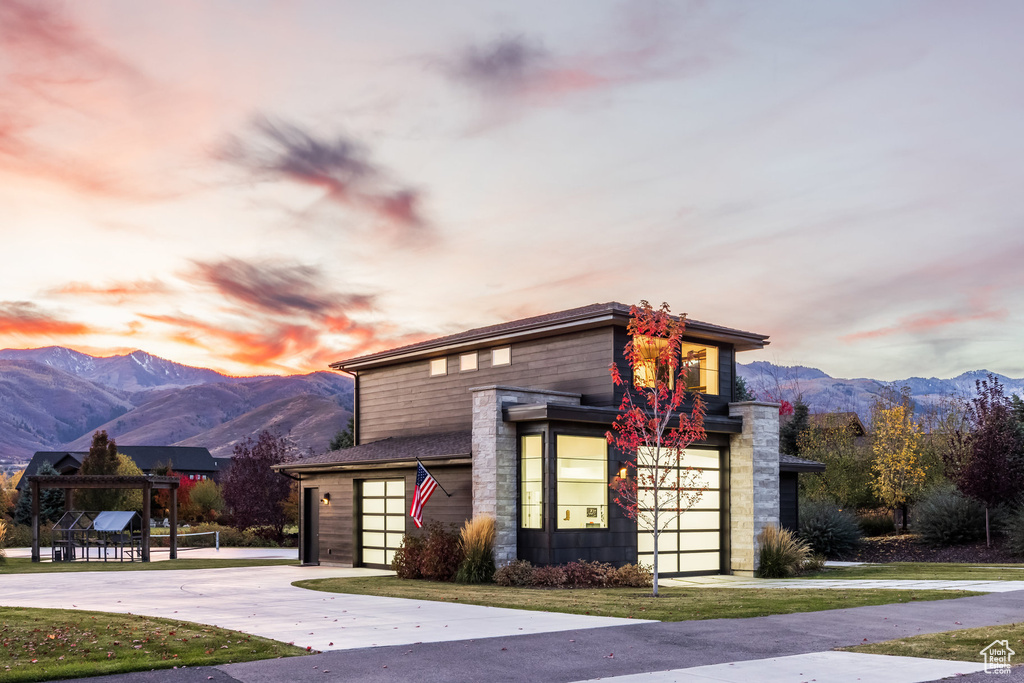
<box><xmin>849</xmin><ymin>534</ymin><xmax>1019</xmax><ymax>563</ymax></box>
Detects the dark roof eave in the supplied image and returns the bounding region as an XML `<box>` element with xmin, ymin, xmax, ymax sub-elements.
<box><xmin>503</xmin><ymin>402</ymin><xmax>743</xmax><ymax>434</ymax></box>
<box><xmin>275</xmin><ymin>454</ymin><xmax>471</xmax><ymax>474</ymax></box>
<box><xmin>332</xmin><ymin>303</ymin><xmax>768</xmax><ymax>371</ymax></box>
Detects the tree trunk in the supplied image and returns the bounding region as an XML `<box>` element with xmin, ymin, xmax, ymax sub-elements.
<box><xmin>652</xmin><ymin>511</ymin><xmax>660</xmax><ymax>597</ymax></box>
<box><xmin>985</xmin><ymin>507</ymin><xmax>991</xmax><ymax>548</ymax></box>
<box><xmin>901</xmin><ymin>502</ymin><xmax>908</xmax><ymax>534</ymax></box>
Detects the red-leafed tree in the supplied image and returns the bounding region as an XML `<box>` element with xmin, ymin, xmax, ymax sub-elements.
<box><xmin>221</xmin><ymin>431</ymin><xmax>294</xmax><ymax>536</ymax></box>
<box><xmin>607</xmin><ymin>301</ymin><xmax>707</xmax><ymax>596</ymax></box>
<box><xmin>944</xmin><ymin>375</ymin><xmax>1024</xmax><ymax>546</ymax></box>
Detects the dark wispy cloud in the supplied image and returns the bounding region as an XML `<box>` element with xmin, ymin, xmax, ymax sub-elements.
<box><xmin>0</xmin><ymin>301</ymin><xmax>92</xmax><ymax>337</ymax></box>
<box><xmin>442</xmin><ymin>3</ymin><xmax>732</xmax><ymax>105</ymax></box>
<box><xmin>192</xmin><ymin>258</ymin><xmax>374</xmax><ymax>317</ymax></box>
<box><xmin>223</xmin><ymin>118</ymin><xmax>431</xmax><ymax>241</ymax></box>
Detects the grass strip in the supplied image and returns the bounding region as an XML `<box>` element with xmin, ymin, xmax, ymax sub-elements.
<box><xmin>801</xmin><ymin>562</ymin><xmax>1024</xmax><ymax>581</ymax></box>
<box><xmin>846</xmin><ymin>621</ymin><xmax>1024</xmax><ymax>664</ymax></box>
<box><xmin>293</xmin><ymin>576</ymin><xmax>977</xmax><ymax>622</ymax></box>
<box><xmin>0</xmin><ymin>558</ymin><xmax>296</xmax><ymax>574</ymax></box>
<box><xmin>0</xmin><ymin>606</ymin><xmax>308</xmax><ymax>683</ymax></box>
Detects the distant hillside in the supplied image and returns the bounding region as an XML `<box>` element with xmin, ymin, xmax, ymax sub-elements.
<box><xmin>0</xmin><ymin>347</ymin><xmax>352</xmax><ymax>464</ymax></box>
<box><xmin>738</xmin><ymin>362</ymin><xmax>1024</xmax><ymax>424</ymax></box>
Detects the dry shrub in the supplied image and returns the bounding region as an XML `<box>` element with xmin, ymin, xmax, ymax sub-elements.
<box><xmin>392</xmin><ymin>534</ymin><xmax>424</xmax><ymax>579</ymax></box>
<box><xmin>532</xmin><ymin>564</ymin><xmax>567</xmax><ymax>587</ymax></box>
<box><xmin>608</xmin><ymin>562</ymin><xmax>653</xmax><ymax>587</ymax></box>
<box><xmin>0</xmin><ymin>520</ymin><xmax>6</xmax><ymax>564</ymax></box>
<box><xmin>757</xmin><ymin>524</ymin><xmax>810</xmax><ymax>578</ymax></box>
<box><xmin>494</xmin><ymin>559</ymin><xmax>534</xmax><ymax>586</ymax></box>
<box><xmin>419</xmin><ymin>521</ymin><xmax>463</xmax><ymax>582</ymax></box>
<box><xmin>563</xmin><ymin>560</ymin><xmax>613</xmax><ymax>587</ymax></box>
<box><xmin>455</xmin><ymin>516</ymin><xmax>496</xmax><ymax>584</ymax></box>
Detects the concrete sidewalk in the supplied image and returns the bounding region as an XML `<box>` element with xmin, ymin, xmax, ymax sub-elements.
<box><xmin>0</xmin><ymin>564</ymin><xmax>650</xmax><ymax>651</ymax></box>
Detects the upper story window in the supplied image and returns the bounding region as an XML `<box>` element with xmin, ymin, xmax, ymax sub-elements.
<box><xmin>633</xmin><ymin>337</ymin><xmax>719</xmax><ymax>395</ymax></box>
<box><xmin>429</xmin><ymin>358</ymin><xmax>447</xmax><ymax>376</ymax></box>
<box><xmin>680</xmin><ymin>343</ymin><xmax>719</xmax><ymax>395</ymax></box>
<box><xmin>633</xmin><ymin>336</ymin><xmax>673</xmax><ymax>389</ymax></box>
<box><xmin>491</xmin><ymin>346</ymin><xmax>511</xmax><ymax>367</ymax></box>
<box><xmin>460</xmin><ymin>352</ymin><xmax>478</xmax><ymax>372</ymax></box>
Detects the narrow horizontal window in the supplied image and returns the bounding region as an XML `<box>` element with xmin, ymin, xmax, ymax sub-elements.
<box><xmin>491</xmin><ymin>346</ymin><xmax>511</xmax><ymax>366</ymax></box>
<box><xmin>429</xmin><ymin>358</ymin><xmax>447</xmax><ymax>376</ymax></box>
<box><xmin>460</xmin><ymin>352</ymin><xmax>478</xmax><ymax>372</ymax></box>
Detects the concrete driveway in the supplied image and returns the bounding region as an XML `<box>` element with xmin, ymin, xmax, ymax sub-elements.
<box><xmin>0</xmin><ymin>564</ymin><xmax>651</xmax><ymax>651</ymax></box>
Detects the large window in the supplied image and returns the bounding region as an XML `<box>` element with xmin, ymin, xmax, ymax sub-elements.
<box><xmin>520</xmin><ymin>434</ymin><xmax>543</xmax><ymax>529</ymax></box>
<box><xmin>556</xmin><ymin>435</ymin><xmax>607</xmax><ymax>529</ymax></box>
<box><xmin>679</xmin><ymin>343</ymin><xmax>719</xmax><ymax>395</ymax></box>
<box><xmin>633</xmin><ymin>336</ymin><xmax>672</xmax><ymax>389</ymax></box>
<box><xmin>636</xmin><ymin>448</ymin><xmax>721</xmax><ymax>574</ymax></box>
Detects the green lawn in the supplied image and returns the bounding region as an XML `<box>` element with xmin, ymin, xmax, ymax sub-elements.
<box><xmin>0</xmin><ymin>607</ymin><xmax>308</xmax><ymax>683</ymax></box>
<box><xmin>846</xmin><ymin>621</ymin><xmax>1024</xmax><ymax>665</ymax></box>
<box><xmin>293</xmin><ymin>576</ymin><xmax>977</xmax><ymax>622</ymax></box>
<box><xmin>801</xmin><ymin>563</ymin><xmax>1024</xmax><ymax>581</ymax></box>
<box><xmin>0</xmin><ymin>558</ymin><xmax>296</xmax><ymax>574</ymax></box>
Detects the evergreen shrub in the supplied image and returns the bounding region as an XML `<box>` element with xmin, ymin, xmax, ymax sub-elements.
<box><xmin>914</xmin><ymin>486</ymin><xmax>986</xmax><ymax>547</ymax></box>
<box><xmin>799</xmin><ymin>502</ymin><xmax>863</xmax><ymax>558</ymax></box>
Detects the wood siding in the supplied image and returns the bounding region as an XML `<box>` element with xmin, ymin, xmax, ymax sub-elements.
<box><xmin>358</xmin><ymin>328</ymin><xmax>617</xmax><ymax>442</ymax></box>
<box><xmin>301</xmin><ymin>464</ymin><xmax>473</xmax><ymax>566</ymax></box>
<box><xmin>779</xmin><ymin>471</ymin><xmax>799</xmax><ymax>531</ymax></box>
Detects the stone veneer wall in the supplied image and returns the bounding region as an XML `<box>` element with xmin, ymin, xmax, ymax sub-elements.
<box><xmin>470</xmin><ymin>385</ymin><xmax>581</xmax><ymax>565</ymax></box>
<box><xmin>727</xmin><ymin>401</ymin><xmax>781</xmax><ymax>576</ymax></box>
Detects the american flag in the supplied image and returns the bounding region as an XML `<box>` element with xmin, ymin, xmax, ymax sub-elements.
<box><xmin>409</xmin><ymin>461</ymin><xmax>438</xmax><ymax>528</ymax></box>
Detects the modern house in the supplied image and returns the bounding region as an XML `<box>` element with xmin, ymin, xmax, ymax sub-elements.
<box><xmin>17</xmin><ymin>446</ymin><xmax>221</xmax><ymax>491</ymax></box>
<box><xmin>277</xmin><ymin>302</ymin><xmax>785</xmax><ymax>576</ymax></box>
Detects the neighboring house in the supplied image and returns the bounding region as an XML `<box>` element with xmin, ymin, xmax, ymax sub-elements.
<box><xmin>16</xmin><ymin>446</ymin><xmax>221</xmax><ymax>491</ymax></box>
<box><xmin>278</xmin><ymin>302</ymin><xmax>784</xmax><ymax>577</ymax></box>
<box><xmin>778</xmin><ymin>453</ymin><xmax>826</xmax><ymax>531</ymax></box>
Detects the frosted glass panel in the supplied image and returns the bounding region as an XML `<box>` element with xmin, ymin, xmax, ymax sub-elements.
<box><xmin>386</xmin><ymin>480</ymin><xmax>405</xmax><ymax>497</ymax></box>
<box><xmin>385</xmin><ymin>550</ymin><xmax>396</xmax><ymax>565</ymax></box>
<box><xmin>691</xmin><ymin>469</ymin><xmax>720</xmax><ymax>489</ymax></box>
<box><xmin>362</xmin><ymin>514</ymin><xmax>385</xmax><ymax>531</ymax></box>
<box><xmin>363</xmin><ymin>498</ymin><xmax>385</xmax><ymax>514</ymax></box>
<box><xmin>680</xmin><ymin>531</ymin><xmax>720</xmax><ymax>551</ymax></box>
<box><xmin>682</xmin><ymin>450</ymin><xmax>720</xmax><ymax>469</ymax></box>
<box><xmin>386</xmin><ymin>498</ymin><xmax>404</xmax><ymax>514</ymax></box>
<box><xmin>362</xmin><ymin>532</ymin><xmax>384</xmax><ymax>547</ymax></box>
<box><xmin>656</xmin><ymin>552</ymin><xmax>678</xmax><ymax>573</ymax></box>
<box><xmin>363</xmin><ymin>481</ymin><xmax>385</xmax><ymax>497</ymax></box>
<box><xmin>680</xmin><ymin>511</ymin><xmax>720</xmax><ymax>530</ymax></box>
<box><xmin>386</xmin><ymin>533</ymin><xmax>404</xmax><ymax>548</ymax></box>
<box><xmin>638</xmin><ymin>533</ymin><xmax>654</xmax><ymax>553</ymax></box>
<box><xmin>691</xmin><ymin>491</ymin><xmax>720</xmax><ymax>510</ymax></box>
<box><xmin>363</xmin><ymin>548</ymin><xmax>385</xmax><ymax>565</ymax></box>
<box><xmin>659</xmin><ymin>533</ymin><xmax>679</xmax><ymax>552</ymax></box>
<box><xmin>680</xmin><ymin>552</ymin><xmax>720</xmax><ymax>572</ymax></box>
<box><xmin>386</xmin><ymin>515</ymin><xmax>405</xmax><ymax>531</ymax></box>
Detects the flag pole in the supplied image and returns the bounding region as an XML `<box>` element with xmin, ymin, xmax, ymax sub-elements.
<box><xmin>418</xmin><ymin>459</ymin><xmax>452</xmax><ymax>497</ymax></box>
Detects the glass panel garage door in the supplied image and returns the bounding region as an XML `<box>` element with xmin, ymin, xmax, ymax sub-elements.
<box><xmin>637</xmin><ymin>448</ymin><xmax>721</xmax><ymax>575</ymax></box>
<box><xmin>361</xmin><ymin>479</ymin><xmax>405</xmax><ymax>568</ymax></box>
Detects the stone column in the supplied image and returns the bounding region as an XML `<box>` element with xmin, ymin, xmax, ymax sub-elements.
<box><xmin>728</xmin><ymin>401</ymin><xmax>781</xmax><ymax>576</ymax></box>
<box><xmin>470</xmin><ymin>385</ymin><xmax>581</xmax><ymax>566</ymax></box>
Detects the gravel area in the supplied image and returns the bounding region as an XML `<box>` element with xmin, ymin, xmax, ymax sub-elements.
<box><xmin>849</xmin><ymin>534</ymin><xmax>1020</xmax><ymax>563</ymax></box>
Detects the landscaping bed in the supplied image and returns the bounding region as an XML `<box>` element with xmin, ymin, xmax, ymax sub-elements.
<box><xmin>293</xmin><ymin>576</ymin><xmax>977</xmax><ymax>622</ymax></box>
<box><xmin>849</xmin><ymin>535</ymin><xmax>1018</xmax><ymax>564</ymax></box>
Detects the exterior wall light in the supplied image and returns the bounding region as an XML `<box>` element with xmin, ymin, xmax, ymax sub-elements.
<box><xmin>321</xmin><ymin>493</ymin><xmax>331</xmax><ymax>505</ymax></box>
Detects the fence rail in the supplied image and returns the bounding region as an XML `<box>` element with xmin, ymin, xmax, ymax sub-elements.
<box><xmin>150</xmin><ymin>530</ymin><xmax>220</xmax><ymax>551</ymax></box>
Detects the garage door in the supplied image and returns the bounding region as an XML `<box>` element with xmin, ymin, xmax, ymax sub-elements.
<box><xmin>361</xmin><ymin>479</ymin><xmax>405</xmax><ymax>568</ymax></box>
<box><xmin>637</xmin><ymin>448</ymin><xmax>722</xmax><ymax>576</ymax></box>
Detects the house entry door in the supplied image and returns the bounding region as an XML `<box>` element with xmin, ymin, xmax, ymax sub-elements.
<box><xmin>302</xmin><ymin>487</ymin><xmax>319</xmax><ymax>565</ymax></box>
<box><xmin>360</xmin><ymin>479</ymin><xmax>405</xmax><ymax>568</ymax></box>
<box><xmin>637</xmin><ymin>448</ymin><xmax>722</xmax><ymax>575</ymax></box>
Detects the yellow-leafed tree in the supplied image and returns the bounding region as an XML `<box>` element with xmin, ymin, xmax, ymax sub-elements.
<box><xmin>871</xmin><ymin>389</ymin><xmax>926</xmax><ymax>532</ymax></box>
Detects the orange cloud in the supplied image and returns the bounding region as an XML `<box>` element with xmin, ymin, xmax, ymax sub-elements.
<box><xmin>842</xmin><ymin>307</ymin><xmax>1009</xmax><ymax>343</ymax></box>
<box><xmin>48</xmin><ymin>279</ymin><xmax>171</xmax><ymax>303</ymax></box>
<box><xmin>0</xmin><ymin>301</ymin><xmax>92</xmax><ymax>337</ymax></box>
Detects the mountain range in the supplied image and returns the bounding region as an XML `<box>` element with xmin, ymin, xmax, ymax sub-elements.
<box><xmin>2</xmin><ymin>346</ymin><xmax>1021</xmax><ymax>466</ymax></box>
<box><xmin>0</xmin><ymin>347</ymin><xmax>352</xmax><ymax>464</ymax></box>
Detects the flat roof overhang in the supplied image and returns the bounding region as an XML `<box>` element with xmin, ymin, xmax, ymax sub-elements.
<box><xmin>503</xmin><ymin>403</ymin><xmax>743</xmax><ymax>434</ymax></box>
<box><xmin>275</xmin><ymin>455</ymin><xmax>471</xmax><ymax>476</ymax></box>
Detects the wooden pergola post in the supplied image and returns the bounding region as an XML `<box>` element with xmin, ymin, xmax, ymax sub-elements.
<box><xmin>141</xmin><ymin>479</ymin><xmax>152</xmax><ymax>562</ymax></box>
<box><xmin>30</xmin><ymin>480</ymin><xmax>40</xmax><ymax>563</ymax></box>
<box><xmin>169</xmin><ymin>487</ymin><xmax>178</xmax><ymax>560</ymax></box>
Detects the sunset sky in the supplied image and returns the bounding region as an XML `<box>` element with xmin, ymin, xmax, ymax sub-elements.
<box><xmin>2</xmin><ymin>0</ymin><xmax>1022</xmax><ymax>381</ymax></box>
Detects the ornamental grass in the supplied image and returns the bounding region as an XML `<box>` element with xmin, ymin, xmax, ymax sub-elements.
<box><xmin>757</xmin><ymin>523</ymin><xmax>810</xmax><ymax>578</ymax></box>
<box><xmin>456</xmin><ymin>515</ymin><xmax>495</xmax><ymax>584</ymax></box>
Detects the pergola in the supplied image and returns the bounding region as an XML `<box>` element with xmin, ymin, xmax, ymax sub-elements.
<box><xmin>26</xmin><ymin>474</ymin><xmax>180</xmax><ymax>563</ymax></box>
